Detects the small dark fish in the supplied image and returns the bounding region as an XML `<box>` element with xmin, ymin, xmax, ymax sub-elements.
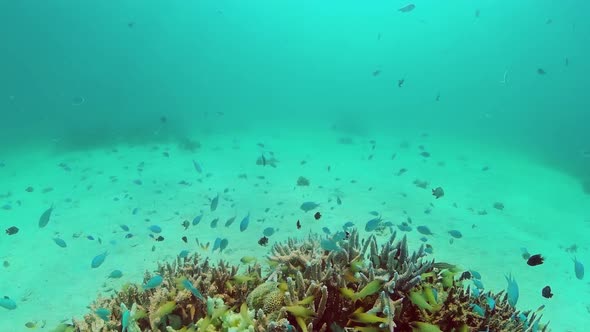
<box><xmin>527</xmin><ymin>254</ymin><xmax>544</xmax><ymax>266</ymax></box>
<box><xmin>537</xmin><ymin>68</ymin><xmax>546</xmax><ymax>75</ymax></box>
<box><xmin>314</xmin><ymin>212</ymin><xmax>322</xmax><ymax>220</ymax></box>
<box><xmin>210</xmin><ymin>194</ymin><xmax>219</xmax><ymax>212</ymax></box>
<box><xmin>5</xmin><ymin>226</ymin><xmax>19</xmax><ymax>235</ymax></box>
<box><xmin>125</xmin><ymin>233</ymin><xmax>133</xmax><ymax>239</ymax></box>
<box><xmin>25</xmin><ymin>186</ymin><xmax>34</xmax><ymax>193</ymax></box>
<box><xmin>432</xmin><ymin>187</ymin><xmax>444</xmax><ymax>199</ymax></box>
<box><xmin>38</xmin><ymin>206</ymin><xmax>54</xmax><ymax>228</ymax></box>
<box><xmin>493</xmin><ymin>202</ymin><xmax>505</xmax><ymax>210</ymax></box>
<box><xmin>398</xmin><ymin>78</ymin><xmax>405</xmax><ymax>88</ymax></box>
<box><xmin>181</xmin><ymin>236</ymin><xmax>188</xmax><ymax>243</ymax></box>
<box><xmin>120</xmin><ymin>225</ymin><xmax>130</xmax><ymax>232</ymax></box>
<box><xmin>132</xmin><ymin>207</ymin><xmax>139</xmax><ymax>215</ymax></box>
<box><xmin>541</xmin><ymin>286</ymin><xmax>553</xmax><ymax>298</ymax></box>
<box><xmin>373</xmin><ymin>70</ymin><xmax>381</xmax><ymax>76</ymax></box>
<box><xmin>336</xmin><ymin>196</ymin><xmax>342</xmax><ymax>205</ymax></box>
<box><xmin>396</xmin><ymin>168</ymin><xmax>407</xmax><ymax>176</ymax></box>
<box><xmin>296</xmin><ymin>220</ymin><xmax>301</xmax><ymax>229</ymax></box>
<box><xmin>154</xmin><ymin>235</ymin><xmax>164</xmax><ymax>242</ymax></box>
<box><xmin>435</xmin><ymin>92</ymin><xmax>440</xmax><ymax>102</ymax></box>
<box><xmin>398</xmin><ymin>4</ymin><xmax>415</xmax><ymax>12</ymax></box>
<box><xmin>258</xmin><ymin>236</ymin><xmax>268</xmax><ymax>246</ymax></box>
<box><xmin>182</xmin><ymin>220</ymin><xmax>190</xmax><ymax>230</ymax></box>
<box><xmin>420</xmin><ymin>151</ymin><xmax>431</xmax><ymax>158</ymax></box>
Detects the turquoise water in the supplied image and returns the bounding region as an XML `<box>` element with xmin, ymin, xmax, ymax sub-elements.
<box><xmin>1</xmin><ymin>1</ymin><xmax>589</xmax><ymax>331</ymax></box>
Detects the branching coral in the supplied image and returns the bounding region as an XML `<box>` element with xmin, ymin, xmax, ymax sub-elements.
<box><xmin>63</xmin><ymin>230</ymin><xmax>548</xmax><ymax>332</ymax></box>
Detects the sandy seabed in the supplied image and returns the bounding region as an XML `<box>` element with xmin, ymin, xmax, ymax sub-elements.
<box><xmin>0</xmin><ymin>131</ymin><xmax>588</xmax><ymax>332</ymax></box>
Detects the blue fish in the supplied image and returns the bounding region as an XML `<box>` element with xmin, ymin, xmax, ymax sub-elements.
<box><xmin>505</xmin><ymin>274</ymin><xmax>519</xmax><ymax>307</ymax></box>
<box><xmin>120</xmin><ymin>225</ymin><xmax>130</xmax><ymax>232</ymax></box>
<box><xmin>573</xmin><ymin>257</ymin><xmax>584</xmax><ymax>279</ymax></box>
<box><xmin>91</xmin><ymin>252</ymin><xmax>108</xmax><ymax>269</ymax></box>
<box><xmin>448</xmin><ymin>230</ymin><xmax>462</xmax><ymax>238</ymax></box>
<box><xmin>332</xmin><ymin>231</ymin><xmax>346</xmax><ymax>242</ymax></box>
<box><xmin>180</xmin><ymin>278</ymin><xmax>205</xmax><ymax>301</ymax></box>
<box><xmin>320</xmin><ymin>238</ymin><xmax>340</xmax><ymax>251</ymax></box>
<box><xmin>212</xmin><ymin>237</ymin><xmax>222</xmax><ymax>252</ymax></box>
<box><xmin>192</xmin><ymin>214</ymin><xmax>203</xmax><ymax>226</ymax></box>
<box><xmin>300</xmin><ymin>201</ymin><xmax>319</xmax><ymax>212</ymax></box>
<box><xmin>220</xmin><ymin>238</ymin><xmax>229</xmax><ymax>252</ymax></box>
<box><xmin>365</xmin><ymin>218</ymin><xmax>382</xmax><ymax>232</ymax></box>
<box><xmin>192</xmin><ymin>160</ymin><xmax>203</xmax><ymax>174</ymax></box>
<box><xmin>240</xmin><ymin>213</ymin><xmax>250</xmax><ymax>232</ymax></box>
<box><xmin>108</xmin><ymin>270</ymin><xmax>123</xmax><ymax>279</ymax></box>
<box><xmin>95</xmin><ymin>308</ymin><xmax>111</xmax><ymax>321</ymax></box>
<box><xmin>322</xmin><ymin>227</ymin><xmax>331</xmax><ymax>235</ymax></box>
<box><xmin>148</xmin><ymin>225</ymin><xmax>162</xmax><ymax>233</ymax></box>
<box><xmin>53</xmin><ymin>238</ymin><xmax>67</xmax><ymax>248</ymax></box>
<box><xmin>210</xmin><ymin>194</ymin><xmax>219</xmax><ymax>211</ymax></box>
<box><xmin>473</xmin><ymin>278</ymin><xmax>484</xmax><ymax>290</ymax></box>
<box><xmin>486</xmin><ymin>296</ymin><xmax>496</xmax><ymax>310</ymax></box>
<box><xmin>143</xmin><ymin>275</ymin><xmax>163</xmax><ymax>290</ymax></box>
<box><xmin>87</xmin><ymin>235</ymin><xmax>95</xmax><ymax>241</ymax></box>
<box><xmin>471</xmin><ymin>304</ymin><xmax>485</xmax><ymax>316</ymax></box>
<box><xmin>417</xmin><ymin>225</ymin><xmax>433</xmax><ymax>235</ymax></box>
<box><xmin>368</xmin><ymin>211</ymin><xmax>380</xmax><ymax>216</ymax></box>
<box><xmin>470</xmin><ymin>270</ymin><xmax>482</xmax><ymax>279</ymax></box>
<box><xmin>224</xmin><ymin>216</ymin><xmax>236</xmax><ymax>227</ymax></box>
<box><xmin>342</xmin><ymin>221</ymin><xmax>354</xmax><ymax>229</ymax></box>
<box><xmin>121</xmin><ymin>304</ymin><xmax>130</xmax><ymax>332</ymax></box>
<box><xmin>210</xmin><ymin>218</ymin><xmax>219</xmax><ymax>228</ymax></box>
<box><xmin>179</xmin><ymin>250</ymin><xmax>190</xmax><ymax>258</ymax></box>
<box><xmin>38</xmin><ymin>206</ymin><xmax>53</xmax><ymax>228</ymax></box>
<box><xmin>398</xmin><ymin>223</ymin><xmax>412</xmax><ymax>232</ymax></box>
<box><xmin>0</xmin><ymin>296</ymin><xmax>16</xmax><ymax>310</ymax></box>
<box><xmin>471</xmin><ymin>287</ymin><xmax>480</xmax><ymax>297</ymax></box>
<box><xmin>263</xmin><ymin>227</ymin><xmax>275</xmax><ymax>237</ymax></box>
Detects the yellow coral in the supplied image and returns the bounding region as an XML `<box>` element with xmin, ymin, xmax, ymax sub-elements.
<box><xmin>247</xmin><ymin>282</ymin><xmax>285</xmax><ymax>314</ymax></box>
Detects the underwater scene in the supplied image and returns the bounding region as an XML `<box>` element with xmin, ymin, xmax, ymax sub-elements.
<box><xmin>1</xmin><ymin>1</ymin><xmax>589</xmax><ymax>331</ymax></box>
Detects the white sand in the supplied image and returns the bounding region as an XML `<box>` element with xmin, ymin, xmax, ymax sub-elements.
<box><xmin>0</xmin><ymin>131</ymin><xmax>588</xmax><ymax>331</ymax></box>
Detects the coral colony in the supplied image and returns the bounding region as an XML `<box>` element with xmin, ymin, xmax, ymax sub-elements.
<box><xmin>54</xmin><ymin>230</ymin><xmax>548</xmax><ymax>332</ymax></box>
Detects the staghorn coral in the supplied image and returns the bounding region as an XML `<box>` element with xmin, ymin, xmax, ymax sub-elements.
<box><xmin>63</xmin><ymin>230</ymin><xmax>548</xmax><ymax>332</ymax></box>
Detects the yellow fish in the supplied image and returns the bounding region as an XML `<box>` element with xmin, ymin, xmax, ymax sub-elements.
<box><xmin>341</xmin><ymin>280</ymin><xmax>383</xmax><ymax>302</ymax></box>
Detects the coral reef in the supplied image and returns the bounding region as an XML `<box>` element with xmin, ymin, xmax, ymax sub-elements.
<box><xmin>60</xmin><ymin>230</ymin><xmax>548</xmax><ymax>332</ymax></box>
